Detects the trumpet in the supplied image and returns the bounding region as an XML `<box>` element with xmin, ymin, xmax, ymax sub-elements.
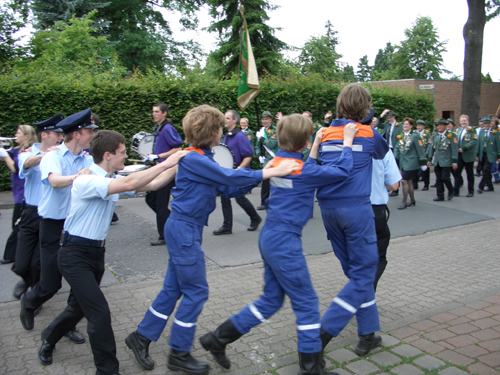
<box><xmin>0</xmin><ymin>137</ymin><xmax>15</xmax><ymax>150</ymax></box>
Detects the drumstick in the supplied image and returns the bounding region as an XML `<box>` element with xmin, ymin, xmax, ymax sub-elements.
<box><xmin>130</xmin><ymin>148</ymin><xmax>148</xmax><ymax>158</ymax></box>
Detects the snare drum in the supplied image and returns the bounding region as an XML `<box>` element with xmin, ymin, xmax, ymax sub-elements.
<box><xmin>212</xmin><ymin>144</ymin><xmax>236</xmax><ymax>169</ymax></box>
<box><xmin>116</xmin><ymin>164</ymin><xmax>148</xmax><ymax>176</ymax></box>
<box><xmin>131</xmin><ymin>132</ymin><xmax>155</xmax><ymax>156</ymax></box>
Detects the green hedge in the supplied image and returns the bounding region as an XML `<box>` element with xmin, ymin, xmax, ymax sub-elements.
<box><xmin>0</xmin><ymin>71</ymin><xmax>435</xmax><ymax>191</ymax></box>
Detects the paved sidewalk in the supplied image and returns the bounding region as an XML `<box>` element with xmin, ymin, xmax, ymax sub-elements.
<box><xmin>1</xmin><ymin>219</ymin><xmax>500</xmax><ymax>374</ymax></box>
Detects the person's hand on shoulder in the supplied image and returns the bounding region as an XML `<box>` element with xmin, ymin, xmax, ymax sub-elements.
<box><xmin>343</xmin><ymin>123</ymin><xmax>358</xmax><ymax>147</ymax></box>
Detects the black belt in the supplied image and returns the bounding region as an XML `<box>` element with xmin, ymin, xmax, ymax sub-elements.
<box><xmin>25</xmin><ymin>204</ymin><xmax>38</xmax><ymax>210</ymax></box>
<box><xmin>60</xmin><ymin>231</ymin><xmax>105</xmax><ymax>248</ymax></box>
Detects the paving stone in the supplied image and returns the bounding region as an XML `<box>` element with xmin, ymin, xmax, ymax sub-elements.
<box><xmin>478</xmin><ymin>352</ymin><xmax>500</xmax><ymax>367</ymax></box>
<box><xmin>471</xmin><ymin>328</ymin><xmax>500</xmax><ymax>341</ymax></box>
<box><xmin>437</xmin><ymin>349</ymin><xmax>476</xmax><ymax>366</ymax></box>
<box><xmin>466</xmin><ymin>301</ymin><xmax>493</xmax><ymax>310</ymax></box>
<box><xmin>276</xmin><ymin>364</ymin><xmax>299</xmax><ymax>375</ymax></box>
<box><xmin>448</xmin><ymin>323</ymin><xmax>480</xmax><ymax>335</ymax></box>
<box><xmin>370</xmin><ymin>351</ymin><xmax>401</xmax><ymax>367</ymax></box>
<box><xmin>389</xmin><ymin>327</ymin><xmax>419</xmax><ymax>340</ymax></box>
<box><xmin>345</xmin><ymin>359</ymin><xmax>380</xmax><ymax>375</ymax></box>
<box><xmin>448</xmin><ymin>306</ymin><xmax>477</xmax><ymax>316</ymax></box>
<box><xmin>468</xmin><ymin>362</ymin><xmax>500</xmax><ymax>375</ymax></box>
<box><xmin>455</xmin><ymin>344</ymin><xmax>490</xmax><ymax>357</ymax></box>
<box><xmin>429</xmin><ymin>313</ymin><xmax>458</xmax><ymax>323</ymax></box>
<box><xmin>409</xmin><ymin>320</ymin><xmax>439</xmax><ymax>331</ymax></box>
<box><xmin>389</xmin><ymin>363</ymin><xmax>424</xmax><ymax>375</ymax></box>
<box><xmin>482</xmin><ymin>295</ymin><xmax>500</xmax><ymax>304</ymax></box>
<box><xmin>423</xmin><ymin>328</ymin><xmax>456</xmax><ymax>342</ymax></box>
<box><xmin>327</xmin><ymin>348</ymin><xmax>357</xmax><ymax>364</ymax></box>
<box><xmin>466</xmin><ymin>310</ymin><xmax>493</xmax><ymax>320</ymax></box>
<box><xmin>446</xmin><ymin>334</ymin><xmax>478</xmax><ymax>348</ymax></box>
<box><xmin>380</xmin><ymin>334</ymin><xmax>400</xmax><ymax>347</ymax></box>
<box><xmin>478</xmin><ymin>338</ymin><xmax>500</xmax><ymax>351</ymax></box>
<box><xmin>390</xmin><ymin>344</ymin><xmax>423</xmax><ymax>358</ymax></box>
<box><xmin>475</xmin><ymin>318</ymin><xmax>500</xmax><ymax>329</ymax></box>
<box><xmin>484</xmin><ymin>305</ymin><xmax>500</xmax><ymax>315</ymax></box>
<box><xmin>438</xmin><ymin>366</ymin><xmax>471</xmax><ymax>375</ymax></box>
<box><xmin>412</xmin><ymin>354</ymin><xmax>445</xmax><ymax>370</ymax></box>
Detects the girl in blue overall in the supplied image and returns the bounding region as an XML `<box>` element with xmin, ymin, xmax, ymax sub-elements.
<box><xmin>125</xmin><ymin>105</ymin><xmax>299</xmax><ymax>375</ymax></box>
<box><xmin>200</xmin><ymin>114</ymin><xmax>358</xmax><ymax>375</ymax></box>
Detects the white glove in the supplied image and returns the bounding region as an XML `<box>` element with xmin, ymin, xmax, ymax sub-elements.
<box><xmin>420</xmin><ymin>165</ymin><xmax>428</xmax><ymax>171</ymax></box>
<box><xmin>0</xmin><ymin>147</ymin><xmax>8</xmax><ymax>158</ymax></box>
<box><xmin>256</xmin><ymin>128</ymin><xmax>264</xmax><ymax>140</ymax></box>
<box><xmin>259</xmin><ymin>156</ymin><xmax>266</xmax><ymax>164</ymax></box>
<box><xmin>142</xmin><ymin>154</ymin><xmax>159</xmax><ymax>163</ymax></box>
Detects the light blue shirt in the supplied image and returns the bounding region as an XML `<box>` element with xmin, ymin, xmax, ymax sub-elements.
<box><xmin>370</xmin><ymin>150</ymin><xmax>401</xmax><ymax>205</ymax></box>
<box><xmin>37</xmin><ymin>142</ymin><xmax>94</xmax><ymax>220</ymax></box>
<box><xmin>64</xmin><ymin>164</ymin><xmax>136</xmax><ymax>240</ymax></box>
<box><xmin>18</xmin><ymin>143</ymin><xmax>43</xmax><ymax>206</ymax></box>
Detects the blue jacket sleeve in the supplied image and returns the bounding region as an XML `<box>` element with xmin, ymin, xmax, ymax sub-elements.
<box><xmin>302</xmin><ymin>147</ymin><xmax>353</xmax><ymax>189</ymax></box>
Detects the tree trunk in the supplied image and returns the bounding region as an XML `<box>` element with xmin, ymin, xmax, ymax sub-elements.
<box><xmin>461</xmin><ymin>0</ymin><xmax>486</xmax><ymax>125</ymax></box>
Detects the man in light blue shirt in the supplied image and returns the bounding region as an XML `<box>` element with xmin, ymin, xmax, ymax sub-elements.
<box><xmin>370</xmin><ymin>150</ymin><xmax>401</xmax><ymax>292</ymax></box>
<box><xmin>12</xmin><ymin>115</ymin><xmax>64</xmax><ymax>301</ymax></box>
<box><xmin>20</xmin><ymin>108</ymin><xmax>97</xmax><ymax>342</ymax></box>
<box><xmin>38</xmin><ymin>130</ymin><xmax>185</xmax><ymax>375</ymax></box>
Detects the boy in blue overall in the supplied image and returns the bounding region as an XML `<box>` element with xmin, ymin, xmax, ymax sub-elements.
<box><xmin>317</xmin><ymin>84</ymin><xmax>389</xmax><ymax>361</ymax></box>
<box><xmin>125</xmin><ymin>105</ymin><xmax>298</xmax><ymax>375</ymax></box>
<box><xmin>199</xmin><ymin>114</ymin><xmax>358</xmax><ymax>375</ymax></box>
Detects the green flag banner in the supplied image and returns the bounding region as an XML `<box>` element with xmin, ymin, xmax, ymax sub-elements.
<box><xmin>237</xmin><ymin>19</ymin><xmax>259</xmax><ymax>111</ymax></box>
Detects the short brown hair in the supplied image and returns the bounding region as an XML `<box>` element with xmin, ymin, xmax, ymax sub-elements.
<box><xmin>336</xmin><ymin>84</ymin><xmax>371</xmax><ymax>121</ymax></box>
<box><xmin>90</xmin><ymin>130</ymin><xmax>125</xmax><ymax>164</ymax></box>
<box><xmin>183</xmin><ymin>105</ymin><xmax>224</xmax><ymax>148</ymax></box>
<box><xmin>402</xmin><ymin>117</ymin><xmax>415</xmax><ymax>127</ymax></box>
<box><xmin>276</xmin><ymin>114</ymin><xmax>313</xmax><ymax>152</ymax></box>
<box><xmin>154</xmin><ymin>102</ymin><xmax>169</xmax><ymax>114</ymax></box>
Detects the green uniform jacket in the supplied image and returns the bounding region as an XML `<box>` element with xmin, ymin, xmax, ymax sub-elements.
<box><xmin>427</xmin><ymin>131</ymin><xmax>458</xmax><ymax>167</ymax></box>
<box><xmin>241</xmin><ymin>128</ymin><xmax>255</xmax><ymax>149</ymax></box>
<box><xmin>257</xmin><ymin>125</ymin><xmax>279</xmax><ymax>164</ymax></box>
<box><xmin>477</xmin><ymin>129</ymin><xmax>500</xmax><ymax>163</ymax></box>
<box><xmin>394</xmin><ymin>131</ymin><xmax>427</xmax><ymax>171</ymax></box>
<box><xmin>377</xmin><ymin>118</ymin><xmax>403</xmax><ymax>149</ymax></box>
<box><xmin>457</xmin><ymin>126</ymin><xmax>478</xmax><ymax>163</ymax></box>
<box><xmin>302</xmin><ymin>122</ymin><xmax>322</xmax><ymax>161</ymax></box>
<box><xmin>418</xmin><ymin>129</ymin><xmax>431</xmax><ymax>153</ymax></box>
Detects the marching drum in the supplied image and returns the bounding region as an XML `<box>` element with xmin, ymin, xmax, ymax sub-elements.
<box><xmin>212</xmin><ymin>144</ymin><xmax>236</xmax><ymax>169</ymax></box>
<box><xmin>116</xmin><ymin>164</ymin><xmax>148</xmax><ymax>176</ymax></box>
<box><xmin>131</xmin><ymin>132</ymin><xmax>155</xmax><ymax>157</ymax></box>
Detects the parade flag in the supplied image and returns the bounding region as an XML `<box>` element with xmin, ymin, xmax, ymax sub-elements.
<box><xmin>237</xmin><ymin>17</ymin><xmax>259</xmax><ymax>111</ymax></box>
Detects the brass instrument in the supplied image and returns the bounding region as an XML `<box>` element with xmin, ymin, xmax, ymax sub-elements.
<box><xmin>0</xmin><ymin>137</ymin><xmax>15</xmax><ymax>150</ymax></box>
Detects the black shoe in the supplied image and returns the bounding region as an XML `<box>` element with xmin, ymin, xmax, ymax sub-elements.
<box><xmin>453</xmin><ymin>191</ymin><xmax>460</xmax><ymax>197</ymax></box>
<box><xmin>484</xmin><ymin>187</ymin><xmax>494</xmax><ymax>192</ymax></box>
<box><xmin>13</xmin><ymin>280</ymin><xmax>28</xmax><ymax>300</ymax></box>
<box><xmin>448</xmin><ymin>192</ymin><xmax>454</xmax><ymax>201</ymax></box>
<box><xmin>408</xmin><ymin>200</ymin><xmax>416</xmax><ymax>207</ymax></box>
<box><xmin>168</xmin><ymin>349</ymin><xmax>209</xmax><ymax>375</ymax></box>
<box><xmin>422</xmin><ymin>186</ymin><xmax>429</xmax><ymax>191</ymax></box>
<box><xmin>125</xmin><ymin>330</ymin><xmax>154</xmax><ymax>370</ymax></box>
<box><xmin>466</xmin><ymin>192</ymin><xmax>474</xmax><ymax>197</ymax></box>
<box><xmin>0</xmin><ymin>259</ymin><xmax>14</xmax><ymax>265</ymax></box>
<box><xmin>256</xmin><ymin>205</ymin><xmax>266</xmax><ymax>211</ymax></box>
<box><xmin>299</xmin><ymin>351</ymin><xmax>340</xmax><ymax>375</ymax></box>
<box><xmin>431</xmin><ymin>184</ymin><xmax>437</xmax><ymax>188</ymax></box>
<box><xmin>477</xmin><ymin>189</ymin><xmax>483</xmax><ymax>194</ymax></box>
<box><xmin>65</xmin><ymin>328</ymin><xmax>85</xmax><ymax>344</ymax></box>
<box><xmin>38</xmin><ymin>340</ymin><xmax>55</xmax><ymax>365</ymax></box>
<box><xmin>494</xmin><ymin>181</ymin><xmax>500</xmax><ymax>185</ymax></box>
<box><xmin>389</xmin><ymin>191</ymin><xmax>398</xmax><ymax>197</ymax></box>
<box><xmin>150</xmin><ymin>238</ymin><xmax>165</xmax><ymax>246</ymax></box>
<box><xmin>433</xmin><ymin>197</ymin><xmax>444</xmax><ymax>201</ymax></box>
<box><xmin>213</xmin><ymin>227</ymin><xmax>232</xmax><ymax>235</ymax></box>
<box><xmin>354</xmin><ymin>333</ymin><xmax>382</xmax><ymax>356</ymax></box>
<box><xmin>200</xmin><ymin>319</ymin><xmax>243</xmax><ymax>369</ymax></box>
<box><xmin>20</xmin><ymin>293</ymin><xmax>34</xmax><ymax>330</ymax></box>
<box><xmin>247</xmin><ymin>216</ymin><xmax>262</xmax><ymax>232</ymax></box>
<box><xmin>111</xmin><ymin>212</ymin><xmax>119</xmax><ymax>224</ymax></box>
<box><xmin>318</xmin><ymin>329</ymin><xmax>334</xmax><ymax>369</ymax></box>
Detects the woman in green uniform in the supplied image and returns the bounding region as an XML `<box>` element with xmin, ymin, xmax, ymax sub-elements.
<box><xmin>394</xmin><ymin>118</ymin><xmax>427</xmax><ymax>209</ymax></box>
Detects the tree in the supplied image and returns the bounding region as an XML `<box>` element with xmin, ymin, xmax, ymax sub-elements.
<box><xmin>371</xmin><ymin>42</ymin><xmax>395</xmax><ymax>80</ymax></box>
<box><xmin>0</xmin><ymin>1</ymin><xmax>28</xmax><ymax>65</ymax></box>
<box><xmin>298</xmin><ymin>21</ymin><xmax>342</xmax><ymax>79</ymax></box>
<box><xmin>357</xmin><ymin>55</ymin><xmax>372</xmax><ymax>82</ymax></box>
<box><xmin>341</xmin><ymin>65</ymin><xmax>357</xmax><ymax>83</ymax></box>
<box><xmin>461</xmin><ymin>0</ymin><xmax>500</xmax><ymax>124</ymax></box>
<box><xmin>391</xmin><ymin>16</ymin><xmax>449</xmax><ymax>80</ymax></box>
<box><xmin>28</xmin><ymin>0</ymin><xmax>204</xmax><ymax>73</ymax></box>
<box><xmin>206</xmin><ymin>0</ymin><xmax>287</xmax><ymax>78</ymax></box>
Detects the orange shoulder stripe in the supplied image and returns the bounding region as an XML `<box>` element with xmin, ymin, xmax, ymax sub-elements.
<box><xmin>322</xmin><ymin>123</ymin><xmax>374</xmax><ymax>142</ymax></box>
<box><xmin>184</xmin><ymin>147</ymin><xmax>205</xmax><ymax>155</ymax></box>
<box><xmin>271</xmin><ymin>157</ymin><xmax>303</xmax><ymax>175</ymax></box>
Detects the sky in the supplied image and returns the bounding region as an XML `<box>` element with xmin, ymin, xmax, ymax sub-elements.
<box><xmin>170</xmin><ymin>0</ymin><xmax>500</xmax><ymax>81</ymax></box>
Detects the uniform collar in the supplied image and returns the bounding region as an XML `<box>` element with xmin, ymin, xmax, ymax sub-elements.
<box><xmin>329</xmin><ymin>119</ymin><xmax>357</xmax><ymax>127</ymax></box>
<box><xmin>276</xmin><ymin>150</ymin><xmax>304</xmax><ymax>161</ymax></box>
<box><xmin>224</xmin><ymin>126</ymin><xmax>241</xmax><ymax>137</ymax></box>
<box><xmin>90</xmin><ymin>163</ymin><xmax>110</xmax><ymax>177</ymax></box>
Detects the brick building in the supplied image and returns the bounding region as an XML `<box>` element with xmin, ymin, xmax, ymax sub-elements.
<box><xmin>368</xmin><ymin>79</ymin><xmax>500</xmax><ymax>125</ymax></box>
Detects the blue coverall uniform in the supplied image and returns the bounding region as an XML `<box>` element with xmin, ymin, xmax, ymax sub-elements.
<box><xmin>137</xmin><ymin>147</ymin><xmax>263</xmax><ymax>351</ymax></box>
<box><xmin>230</xmin><ymin>149</ymin><xmax>353</xmax><ymax>353</ymax></box>
<box><xmin>317</xmin><ymin>119</ymin><xmax>389</xmax><ymax>337</ymax></box>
